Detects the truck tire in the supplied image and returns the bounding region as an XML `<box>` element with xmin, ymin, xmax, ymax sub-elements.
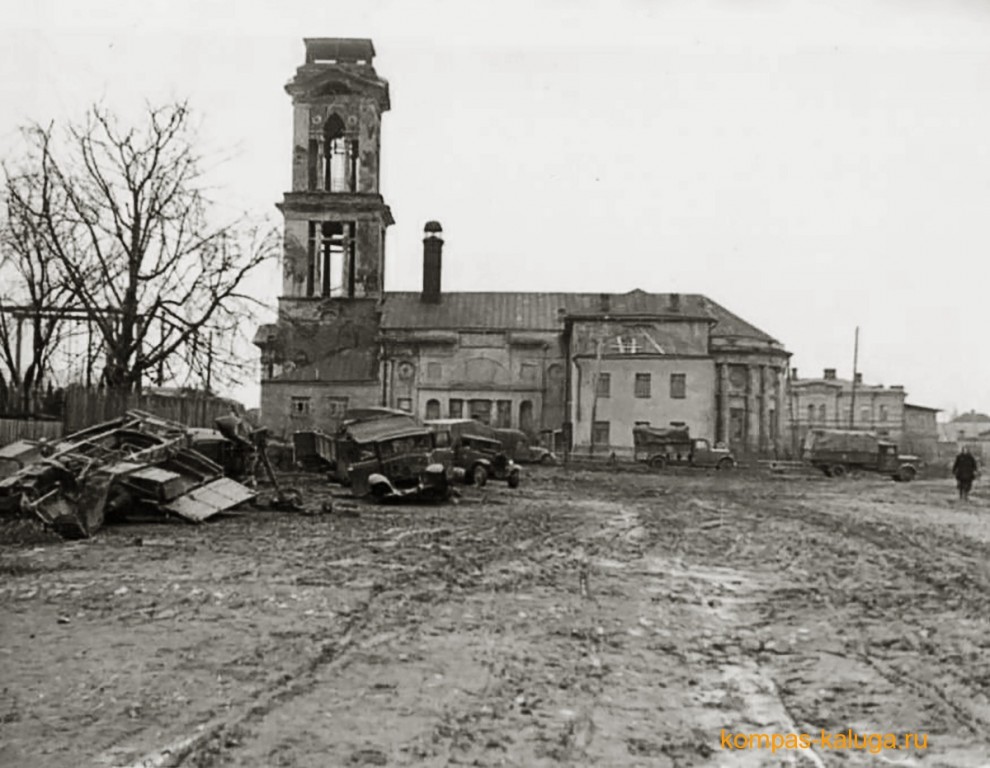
<box><xmin>649</xmin><ymin>455</ymin><xmax>667</xmax><ymax>470</ymax></box>
<box><xmin>830</xmin><ymin>464</ymin><xmax>847</xmax><ymax>478</ymax></box>
<box><xmin>896</xmin><ymin>466</ymin><xmax>917</xmax><ymax>482</ymax></box>
<box><xmin>472</xmin><ymin>464</ymin><xmax>488</xmax><ymax>487</ymax></box>
<box><xmin>717</xmin><ymin>457</ymin><xmax>735</xmax><ymax>471</ymax></box>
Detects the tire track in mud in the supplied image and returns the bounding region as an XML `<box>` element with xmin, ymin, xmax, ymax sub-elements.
<box><xmin>125</xmin><ymin>492</ymin><xmax>592</xmax><ymax>767</ymax></box>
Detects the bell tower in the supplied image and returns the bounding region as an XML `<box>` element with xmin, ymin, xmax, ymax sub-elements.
<box><xmin>278</xmin><ymin>38</ymin><xmax>393</xmax><ymax>304</ymax></box>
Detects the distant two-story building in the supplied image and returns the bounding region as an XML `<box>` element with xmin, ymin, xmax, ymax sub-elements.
<box><xmin>788</xmin><ymin>368</ymin><xmax>940</xmax><ymax>460</ymax></box>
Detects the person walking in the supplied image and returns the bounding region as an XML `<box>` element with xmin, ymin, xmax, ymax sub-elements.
<box><xmin>952</xmin><ymin>446</ymin><xmax>978</xmax><ymax>501</ymax></box>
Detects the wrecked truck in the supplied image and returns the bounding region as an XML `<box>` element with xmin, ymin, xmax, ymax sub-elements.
<box><xmin>0</xmin><ymin>411</ymin><xmax>256</xmax><ymax>539</ymax></box>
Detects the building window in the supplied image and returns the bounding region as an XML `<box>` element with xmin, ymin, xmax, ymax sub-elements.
<box><xmin>426</xmin><ymin>362</ymin><xmax>442</xmax><ymax>381</ymax></box>
<box><xmin>769</xmin><ymin>408</ymin><xmax>778</xmax><ymax>438</ymax></box>
<box><xmin>520</xmin><ymin>400</ymin><xmax>534</xmax><ymax>433</ymax></box>
<box><xmin>634</xmin><ymin>373</ymin><xmax>652</xmax><ymax>398</ymax></box>
<box><xmin>397</xmin><ymin>398</ymin><xmax>412</xmax><ymax>413</ymax></box>
<box><xmin>879</xmin><ymin>405</ymin><xmax>888</xmax><ymax>422</ymax></box>
<box><xmin>469</xmin><ymin>399</ymin><xmax>492</xmax><ymax>424</ymax></box>
<box><xmin>596</xmin><ymin>372</ymin><xmax>611</xmax><ymax>398</ymax></box>
<box><xmin>449</xmin><ymin>398</ymin><xmax>464</xmax><ymax>418</ymax></box>
<box><xmin>290</xmin><ymin>396</ymin><xmax>311</xmax><ymax>417</ymax></box>
<box><xmin>670</xmin><ymin>373</ymin><xmax>686</xmax><ymax>399</ymax></box>
<box><xmin>496</xmin><ymin>400</ymin><xmax>512</xmax><ymax>428</ymax></box>
<box><xmin>325</xmin><ymin>396</ymin><xmax>348</xmax><ymax>419</ymax></box>
<box><xmin>818</xmin><ymin>404</ymin><xmax>826</xmax><ymax>423</ymax></box>
<box><xmin>861</xmin><ymin>406</ymin><xmax>871</xmax><ymax>423</ymax></box>
<box><xmin>425</xmin><ymin>399</ymin><xmax>441</xmax><ymax>420</ymax></box>
<box><xmin>613</xmin><ymin>336</ymin><xmax>640</xmax><ymax>354</ymax></box>
<box><xmin>807</xmin><ymin>404</ymin><xmax>815</xmax><ymax>423</ymax></box>
<box><xmin>592</xmin><ymin>420</ymin><xmax>611</xmax><ymax>446</ymax></box>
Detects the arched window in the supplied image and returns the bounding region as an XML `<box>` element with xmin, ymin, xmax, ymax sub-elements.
<box><xmin>520</xmin><ymin>400</ymin><xmax>534</xmax><ymax>433</ymax></box>
<box><xmin>818</xmin><ymin>404</ymin><xmax>827</xmax><ymax>423</ymax></box>
<box><xmin>425</xmin><ymin>399</ymin><xmax>441</xmax><ymax>420</ymax></box>
<box><xmin>322</xmin><ymin>113</ymin><xmax>357</xmax><ymax>192</ymax></box>
<box><xmin>807</xmin><ymin>404</ymin><xmax>815</xmax><ymax>423</ymax></box>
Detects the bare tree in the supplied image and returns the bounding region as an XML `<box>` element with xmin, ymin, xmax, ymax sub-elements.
<box><xmin>8</xmin><ymin>101</ymin><xmax>277</xmax><ymax>394</ymax></box>
<box><xmin>0</xmin><ymin>163</ymin><xmax>75</xmax><ymax>412</ymax></box>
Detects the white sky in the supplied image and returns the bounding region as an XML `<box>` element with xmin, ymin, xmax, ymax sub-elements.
<box><xmin>2</xmin><ymin>0</ymin><xmax>988</xmax><ymax>416</ymax></box>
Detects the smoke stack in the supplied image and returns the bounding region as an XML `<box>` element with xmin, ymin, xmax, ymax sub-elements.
<box><xmin>854</xmin><ymin>372</ymin><xmax>863</xmax><ymax>385</ymax></box>
<box><xmin>823</xmin><ymin>368</ymin><xmax>836</xmax><ymax>380</ymax></box>
<box><xmin>791</xmin><ymin>368</ymin><xmax>798</xmax><ymax>380</ymax></box>
<box><xmin>422</xmin><ymin>221</ymin><xmax>443</xmax><ymax>303</ymax></box>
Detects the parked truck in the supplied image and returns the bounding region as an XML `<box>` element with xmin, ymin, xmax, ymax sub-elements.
<box><xmin>802</xmin><ymin>429</ymin><xmax>919</xmax><ymax>481</ymax></box>
<box><xmin>632</xmin><ymin>425</ymin><xmax>736</xmax><ymax>470</ymax></box>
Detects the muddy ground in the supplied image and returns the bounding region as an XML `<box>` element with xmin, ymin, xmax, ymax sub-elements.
<box><xmin>2</xmin><ymin>466</ymin><xmax>990</xmax><ymax>767</ymax></box>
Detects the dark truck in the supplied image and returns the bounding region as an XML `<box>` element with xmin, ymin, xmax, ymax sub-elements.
<box><xmin>294</xmin><ymin>410</ymin><xmax>452</xmax><ymax>500</ymax></box>
<box><xmin>425</xmin><ymin>419</ymin><xmax>521</xmax><ymax>488</ymax></box>
<box><xmin>632</xmin><ymin>424</ymin><xmax>736</xmax><ymax>470</ymax></box>
<box><xmin>802</xmin><ymin>429</ymin><xmax>919</xmax><ymax>481</ymax></box>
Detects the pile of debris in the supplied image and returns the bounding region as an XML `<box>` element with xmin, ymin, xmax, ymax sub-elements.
<box><xmin>0</xmin><ymin>410</ymin><xmax>288</xmax><ymax>540</ymax></box>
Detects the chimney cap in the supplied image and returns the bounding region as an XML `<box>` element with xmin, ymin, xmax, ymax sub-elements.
<box><xmin>424</xmin><ymin>220</ymin><xmax>443</xmax><ymax>236</ymax></box>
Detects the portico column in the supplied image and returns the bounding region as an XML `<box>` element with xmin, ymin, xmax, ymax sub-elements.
<box><xmin>747</xmin><ymin>365</ymin><xmax>760</xmax><ymax>455</ymax></box>
<box><xmin>759</xmin><ymin>365</ymin><xmax>770</xmax><ymax>456</ymax></box>
<box><xmin>717</xmin><ymin>363</ymin><xmax>729</xmax><ymax>445</ymax></box>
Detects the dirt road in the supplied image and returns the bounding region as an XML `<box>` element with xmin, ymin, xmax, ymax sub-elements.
<box><xmin>2</xmin><ymin>468</ymin><xmax>989</xmax><ymax>766</ymax></box>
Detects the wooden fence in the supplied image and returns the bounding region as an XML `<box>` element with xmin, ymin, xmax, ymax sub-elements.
<box><xmin>62</xmin><ymin>387</ymin><xmax>239</xmax><ymax>433</ymax></box>
<box><xmin>0</xmin><ymin>418</ymin><xmax>64</xmax><ymax>446</ymax></box>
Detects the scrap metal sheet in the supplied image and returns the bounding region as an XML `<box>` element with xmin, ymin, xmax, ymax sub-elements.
<box><xmin>164</xmin><ymin>477</ymin><xmax>256</xmax><ymax>522</ymax></box>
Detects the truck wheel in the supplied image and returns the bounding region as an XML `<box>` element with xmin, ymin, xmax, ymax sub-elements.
<box><xmin>897</xmin><ymin>466</ymin><xmax>917</xmax><ymax>482</ymax></box>
<box><xmin>830</xmin><ymin>464</ymin><xmax>847</xmax><ymax>478</ymax></box>
<box><xmin>649</xmin><ymin>456</ymin><xmax>667</xmax><ymax>470</ymax></box>
<box><xmin>717</xmin><ymin>458</ymin><xmax>735</xmax><ymax>471</ymax></box>
<box><xmin>472</xmin><ymin>465</ymin><xmax>488</xmax><ymax>487</ymax></box>
<box><xmin>507</xmin><ymin>470</ymin><xmax>520</xmax><ymax>489</ymax></box>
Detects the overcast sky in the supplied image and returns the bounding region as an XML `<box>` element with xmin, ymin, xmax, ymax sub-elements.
<box><xmin>2</xmin><ymin>0</ymin><xmax>988</xmax><ymax>416</ymax></box>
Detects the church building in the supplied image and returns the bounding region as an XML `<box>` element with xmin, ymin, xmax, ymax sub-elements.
<box><xmin>254</xmin><ymin>38</ymin><xmax>792</xmax><ymax>458</ymax></box>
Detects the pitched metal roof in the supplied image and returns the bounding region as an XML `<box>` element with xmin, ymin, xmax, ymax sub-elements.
<box><xmin>380</xmin><ymin>291</ymin><xmax>780</xmax><ymax>343</ymax></box>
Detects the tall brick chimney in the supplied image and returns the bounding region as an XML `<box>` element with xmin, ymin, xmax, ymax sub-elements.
<box><xmin>422</xmin><ymin>221</ymin><xmax>443</xmax><ymax>303</ymax></box>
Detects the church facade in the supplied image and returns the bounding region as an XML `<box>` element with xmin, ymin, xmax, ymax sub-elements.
<box><xmin>254</xmin><ymin>39</ymin><xmax>792</xmax><ymax>458</ymax></box>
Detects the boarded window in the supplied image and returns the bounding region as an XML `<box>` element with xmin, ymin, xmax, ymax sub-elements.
<box><xmin>596</xmin><ymin>372</ymin><xmax>611</xmax><ymax>398</ymax></box>
<box><xmin>670</xmin><ymin>373</ymin><xmax>686</xmax><ymax>399</ymax></box>
<box><xmin>634</xmin><ymin>373</ymin><xmax>651</xmax><ymax>398</ymax></box>
<box><xmin>449</xmin><ymin>398</ymin><xmax>464</xmax><ymax>418</ymax></box>
<box><xmin>592</xmin><ymin>421</ymin><xmax>610</xmax><ymax>446</ymax></box>
<box><xmin>496</xmin><ymin>400</ymin><xmax>512</xmax><ymax>428</ymax></box>
<box><xmin>425</xmin><ymin>399</ymin><xmax>441</xmax><ymax>420</ymax></box>
<box><xmin>290</xmin><ymin>396</ymin><xmax>311</xmax><ymax>417</ymax></box>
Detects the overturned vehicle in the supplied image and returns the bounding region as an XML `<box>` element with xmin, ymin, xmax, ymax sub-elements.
<box><xmin>0</xmin><ymin>411</ymin><xmax>258</xmax><ymax>539</ymax></box>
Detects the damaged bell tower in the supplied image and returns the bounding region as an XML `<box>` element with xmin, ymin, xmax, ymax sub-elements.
<box><xmin>255</xmin><ymin>38</ymin><xmax>394</xmax><ymax>433</ymax></box>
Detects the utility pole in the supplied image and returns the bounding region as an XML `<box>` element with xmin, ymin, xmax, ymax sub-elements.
<box><xmin>849</xmin><ymin>326</ymin><xmax>859</xmax><ymax>429</ymax></box>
